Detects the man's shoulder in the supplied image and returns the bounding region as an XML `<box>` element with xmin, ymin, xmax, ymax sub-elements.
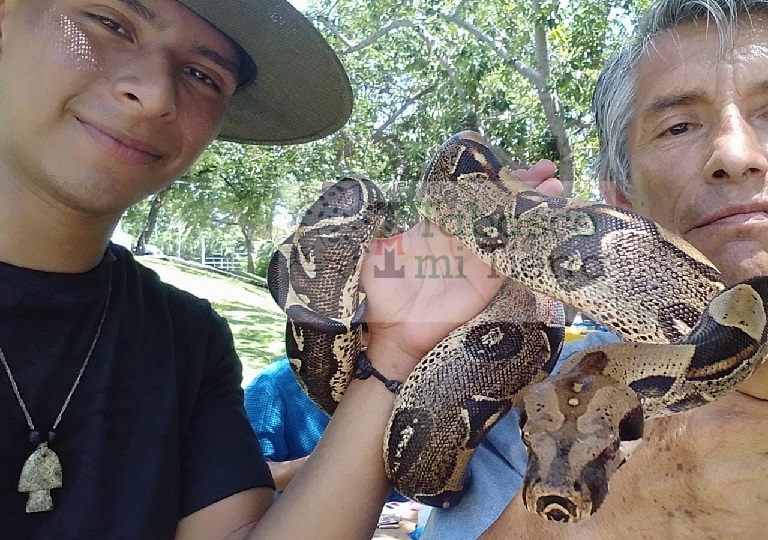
<box><xmin>245</xmin><ymin>359</ymin><xmax>287</xmax><ymax>397</ymax></box>
<box><xmin>109</xmin><ymin>245</ymin><xmax>235</xmax><ymax>363</ymax></box>
<box><xmin>111</xmin><ymin>244</ymin><xmax>215</xmax><ymax>314</ymax></box>
<box><xmin>258</xmin><ymin>356</ymin><xmax>292</xmax><ymax>377</ymax></box>
<box><xmin>257</xmin><ymin>357</ymin><xmax>299</xmax><ymax>385</ymax></box>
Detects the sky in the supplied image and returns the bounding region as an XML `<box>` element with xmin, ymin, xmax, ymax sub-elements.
<box><xmin>288</xmin><ymin>0</ymin><xmax>308</xmax><ymax>11</ymax></box>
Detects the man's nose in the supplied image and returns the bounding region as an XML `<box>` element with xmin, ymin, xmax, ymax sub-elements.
<box><xmin>703</xmin><ymin>106</ymin><xmax>768</xmax><ymax>184</ymax></box>
<box><xmin>111</xmin><ymin>51</ymin><xmax>178</xmax><ymax>120</ymax></box>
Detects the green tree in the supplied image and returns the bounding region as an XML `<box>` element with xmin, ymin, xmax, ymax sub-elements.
<box><xmin>123</xmin><ymin>0</ymin><xmax>645</xmax><ymax>273</ymax></box>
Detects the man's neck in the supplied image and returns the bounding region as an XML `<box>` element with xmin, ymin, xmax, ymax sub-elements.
<box><xmin>0</xmin><ymin>179</ymin><xmax>119</xmax><ymax>273</ymax></box>
<box><xmin>737</xmin><ymin>361</ymin><xmax>768</xmax><ymax>402</ymax></box>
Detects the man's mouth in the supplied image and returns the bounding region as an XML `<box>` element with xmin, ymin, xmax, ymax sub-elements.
<box><xmin>77</xmin><ymin>118</ymin><xmax>165</xmax><ymax>166</ymax></box>
<box><xmin>709</xmin><ymin>211</ymin><xmax>768</xmax><ymax>226</ymax></box>
<box><xmin>691</xmin><ymin>204</ymin><xmax>768</xmax><ymax>232</ymax></box>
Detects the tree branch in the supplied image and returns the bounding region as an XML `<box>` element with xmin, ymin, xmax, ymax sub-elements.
<box><xmin>566</xmin><ymin>116</ymin><xmax>593</xmax><ymax>130</ymax></box>
<box><xmin>316</xmin><ymin>13</ymin><xmax>474</xmax><ymax>119</ymax></box>
<box><xmin>532</xmin><ymin>0</ymin><xmax>550</xmax><ymax>80</ymax></box>
<box><xmin>414</xmin><ymin>26</ymin><xmax>471</xmax><ymax>108</ymax></box>
<box><xmin>313</xmin><ymin>16</ymin><xmax>418</xmax><ymax>54</ymax></box>
<box><xmin>212</xmin><ymin>217</ymin><xmax>237</xmax><ymax>227</ymax></box>
<box><xmin>450</xmin><ymin>0</ymin><xmax>469</xmax><ymax>17</ymax></box>
<box><xmin>440</xmin><ymin>12</ymin><xmax>543</xmax><ymax>88</ymax></box>
<box><xmin>371</xmin><ymin>84</ymin><xmax>437</xmax><ymax>141</ymax></box>
<box><xmin>310</xmin><ymin>15</ymin><xmax>352</xmax><ymax>49</ymax></box>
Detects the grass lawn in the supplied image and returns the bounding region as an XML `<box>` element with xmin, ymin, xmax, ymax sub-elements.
<box><xmin>137</xmin><ymin>256</ymin><xmax>286</xmax><ymax>385</ymax></box>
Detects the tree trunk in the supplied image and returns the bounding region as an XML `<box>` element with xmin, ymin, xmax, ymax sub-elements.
<box><xmin>532</xmin><ymin>0</ymin><xmax>575</xmax><ymax>197</ymax></box>
<box><xmin>134</xmin><ymin>185</ymin><xmax>172</xmax><ymax>254</ymax></box>
<box><xmin>239</xmin><ymin>223</ymin><xmax>256</xmax><ymax>274</ymax></box>
<box><xmin>538</xmin><ymin>87</ymin><xmax>576</xmax><ymax>197</ymax></box>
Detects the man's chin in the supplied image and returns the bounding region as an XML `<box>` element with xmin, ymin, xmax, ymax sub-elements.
<box><xmin>683</xmin><ymin>226</ymin><xmax>768</xmax><ymax>282</ymax></box>
<box><xmin>706</xmin><ymin>243</ymin><xmax>768</xmax><ymax>285</ymax></box>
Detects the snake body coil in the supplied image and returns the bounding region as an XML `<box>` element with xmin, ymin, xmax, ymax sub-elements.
<box><xmin>268</xmin><ymin>131</ymin><xmax>768</xmax><ymax>521</ymax></box>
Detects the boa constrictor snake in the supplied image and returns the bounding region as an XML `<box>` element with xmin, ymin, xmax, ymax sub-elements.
<box><xmin>267</xmin><ymin>130</ymin><xmax>768</xmax><ymax>522</ymax></box>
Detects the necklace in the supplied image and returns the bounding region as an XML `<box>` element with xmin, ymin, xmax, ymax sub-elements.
<box><xmin>0</xmin><ymin>256</ymin><xmax>113</xmax><ymax>513</ymax></box>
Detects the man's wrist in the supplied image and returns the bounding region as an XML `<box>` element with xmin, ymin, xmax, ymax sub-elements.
<box><xmin>352</xmin><ymin>351</ymin><xmax>403</xmax><ymax>393</ymax></box>
<box><xmin>362</xmin><ymin>341</ymin><xmax>418</xmax><ymax>382</ymax></box>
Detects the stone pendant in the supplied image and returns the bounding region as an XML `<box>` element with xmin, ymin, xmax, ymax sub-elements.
<box><xmin>18</xmin><ymin>442</ymin><xmax>62</xmax><ymax>512</ymax></box>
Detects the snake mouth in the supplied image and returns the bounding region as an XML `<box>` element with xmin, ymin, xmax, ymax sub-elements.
<box><xmin>536</xmin><ymin>495</ymin><xmax>582</xmax><ymax>522</ymax></box>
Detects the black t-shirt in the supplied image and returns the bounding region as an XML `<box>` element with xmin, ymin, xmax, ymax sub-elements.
<box><xmin>0</xmin><ymin>245</ymin><xmax>273</xmax><ymax>539</ymax></box>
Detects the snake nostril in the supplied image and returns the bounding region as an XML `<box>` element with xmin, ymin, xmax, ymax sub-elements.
<box><xmin>573</xmin><ymin>480</ymin><xmax>581</xmax><ymax>492</ymax></box>
<box><xmin>546</xmin><ymin>508</ymin><xmax>571</xmax><ymax>522</ymax></box>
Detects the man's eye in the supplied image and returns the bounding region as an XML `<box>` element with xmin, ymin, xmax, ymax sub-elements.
<box><xmin>184</xmin><ymin>67</ymin><xmax>221</xmax><ymax>92</ymax></box>
<box><xmin>666</xmin><ymin>123</ymin><xmax>690</xmax><ymax>136</ymax></box>
<box><xmin>90</xmin><ymin>14</ymin><xmax>129</xmax><ymax>37</ymax></box>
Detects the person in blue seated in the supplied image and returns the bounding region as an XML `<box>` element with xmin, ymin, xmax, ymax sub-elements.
<box><xmin>244</xmin><ymin>357</ymin><xmax>329</xmax><ymax>492</ymax></box>
<box><xmin>423</xmin><ymin>0</ymin><xmax>768</xmax><ymax>538</ymax></box>
<box><xmin>245</xmin><ymin>356</ymin><xmax>410</xmax><ymax>502</ymax></box>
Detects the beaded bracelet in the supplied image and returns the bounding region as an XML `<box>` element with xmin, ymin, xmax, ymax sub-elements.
<box><xmin>352</xmin><ymin>351</ymin><xmax>403</xmax><ymax>393</ymax></box>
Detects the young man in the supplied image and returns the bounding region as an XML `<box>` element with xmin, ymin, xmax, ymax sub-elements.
<box><xmin>423</xmin><ymin>0</ymin><xmax>768</xmax><ymax>538</ymax></box>
<box><xmin>0</xmin><ymin>0</ymin><xmax>559</xmax><ymax>538</ymax></box>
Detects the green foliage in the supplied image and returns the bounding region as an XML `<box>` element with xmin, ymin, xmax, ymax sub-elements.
<box><xmin>122</xmin><ymin>0</ymin><xmax>645</xmax><ymax>262</ymax></box>
<box><xmin>252</xmin><ymin>239</ymin><xmax>280</xmax><ymax>278</ymax></box>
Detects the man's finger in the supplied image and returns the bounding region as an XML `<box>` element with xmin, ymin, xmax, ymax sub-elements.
<box><xmin>514</xmin><ymin>160</ymin><xmax>563</xmax><ymax>197</ymax></box>
<box><xmin>515</xmin><ymin>159</ymin><xmax>558</xmax><ymax>184</ymax></box>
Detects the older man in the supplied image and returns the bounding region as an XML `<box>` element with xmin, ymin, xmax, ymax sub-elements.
<box><xmin>423</xmin><ymin>0</ymin><xmax>768</xmax><ymax>538</ymax></box>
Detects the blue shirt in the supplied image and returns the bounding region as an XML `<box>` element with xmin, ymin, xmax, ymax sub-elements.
<box><xmin>244</xmin><ymin>357</ymin><xmax>411</xmax><ymax>503</ymax></box>
<box><xmin>421</xmin><ymin>330</ymin><xmax>621</xmax><ymax>540</ymax></box>
<box><xmin>243</xmin><ymin>357</ymin><xmax>329</xmax><ymax>461</ymax></box>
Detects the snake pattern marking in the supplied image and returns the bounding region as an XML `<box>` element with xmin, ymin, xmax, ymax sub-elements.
<box><xmin>268</xmin><ymin>131</ymin><xmax>768</xmax><ymax>522</ymax></box>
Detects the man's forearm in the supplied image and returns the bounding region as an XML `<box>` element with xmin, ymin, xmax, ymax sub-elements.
<box><xmin>248</xmin><ymin>376</ymin><xmax>394</xmax><ymax>539</ymax></box>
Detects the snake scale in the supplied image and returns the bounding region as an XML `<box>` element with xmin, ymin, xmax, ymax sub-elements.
<box><xmin>267</xmin><ymin>130</ymin><xmax>768</xmax><ymax>522</ymax></box>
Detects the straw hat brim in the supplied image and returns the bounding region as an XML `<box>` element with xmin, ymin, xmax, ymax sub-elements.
<box><xmin>178</xmin><ymin>0</ymin><xmax>353</xmax><ymax>145</ymax></box>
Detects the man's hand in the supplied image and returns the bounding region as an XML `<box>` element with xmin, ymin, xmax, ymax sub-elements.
<box><xmin>267</xmin><ymin>457</ymin><xmax>310</xmax><ymax>492</ymax></box>
<box><xmin>250</xmin><ymin>160</ymin><xmax>563</xmax><ymax>540</ymax></box>
<box><xmin>360</xmin><ymin>159</ymin><xmax>561</xmax><ymax>380</ymax></box>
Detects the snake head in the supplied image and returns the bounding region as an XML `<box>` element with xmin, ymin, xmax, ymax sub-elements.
<box><xmin>519</xmin><ymin>353</ymin><xmax>643</xmax><ymax>522</ymax></box>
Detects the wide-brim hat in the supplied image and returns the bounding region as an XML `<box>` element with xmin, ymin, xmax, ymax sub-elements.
<box><xmin>178</xmin><ymin>0</ymin><xmax>353</xmax><ymax>145</ymax></box>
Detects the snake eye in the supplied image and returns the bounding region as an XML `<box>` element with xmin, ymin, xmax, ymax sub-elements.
<box><xmin>618</xmin><ymin>406</ymin><xmax>643</xmax><ymax>442</ymax></box>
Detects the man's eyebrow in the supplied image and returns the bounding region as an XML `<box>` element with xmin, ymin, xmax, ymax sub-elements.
<box><xmin>643</xmin><ymin>80</ymin><xmax>768</xmax><ymax>118</ymax></box>
<box><xmin>192</xmin><ymin>44</ymin><xmax>240</xmax><ymax>84</ymax></box>
<box><xmin>642</xmin><ymin>91</ymin><xmax>708</xmax><ymax>117</ymax></box>
<box><xmin>116</xmin><ymin>0</ymin><xmax>167</xmax><ymax>29</ymax></box>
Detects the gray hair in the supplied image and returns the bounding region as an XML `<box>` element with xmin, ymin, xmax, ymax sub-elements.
<box><xmin>593</xmin><ymin>0</ymin><xmax>768</xmax><ymax>196</ymax></box>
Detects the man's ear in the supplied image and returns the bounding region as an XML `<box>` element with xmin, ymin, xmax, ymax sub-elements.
<box><xmin>600</xmin><ymin>181</ymin><xmax>632</xmax><ymax>210</ymax></box>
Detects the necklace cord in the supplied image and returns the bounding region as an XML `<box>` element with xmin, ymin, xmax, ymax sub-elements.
<box><xmin>0</xmin><ymin>258</ymin><xmax>113</xmax><ymax>434</ymax></box>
